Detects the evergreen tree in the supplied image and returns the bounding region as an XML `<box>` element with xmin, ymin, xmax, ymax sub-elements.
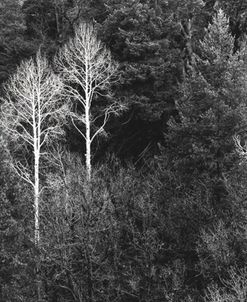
<box><xmin>97</xmin><ymin>0</ymin><xmax>185</xmax><ymax>160</ymax></box>
<box><xmin>219</xmin><ymin>0</ymin><xmax>247</xmax><ymax>49</ymax></box>
<box><xmin>167</xmin><ymin>9</ymin><xmax>247</xmax><ymax>186</ymax></box>
<box><xmin>0</xmin><ymin>0</ymin><xmax>31</xmax><ymax>84</ymax></box>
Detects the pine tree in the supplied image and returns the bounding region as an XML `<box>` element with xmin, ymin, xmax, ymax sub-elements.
<box><xmin>0</xmin><ymin>0</ymin><xmax>30</xmax><ymax>83</ymax></box>
<box><xmin>97</xmin><ymin>0</ymin><xmax>185</xmax><ymax>160</ymax></box>
<box><xmin>167</xmin><ymin>9</ymin><xmax>247</xmax><ymax>185</ymax></box>
<box><xmin>219</xmin><ymin>0</ymin><xmax>247</xmax><ymax>49</ymax></box>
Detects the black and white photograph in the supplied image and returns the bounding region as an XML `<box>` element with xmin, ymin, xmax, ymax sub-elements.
<box><xmin>1</xmin><ymin>0</ymin><xmax>247</xmax><ymax>301</ymax></box>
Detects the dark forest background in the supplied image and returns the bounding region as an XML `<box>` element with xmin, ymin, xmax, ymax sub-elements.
<box><xmin>2</xmin><ymin>0</ymin><xmax>247</xmax><ymax>301</ymax></box>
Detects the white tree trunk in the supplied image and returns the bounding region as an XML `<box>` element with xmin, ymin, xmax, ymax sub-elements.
<box><xmin>56</xmin><ymin>23</ymin><xmax>118</xmax><ymax>182</ymax></box>
<box><xmin>1</xmin><ymin>52</ymin><xmax>65</xmax><ymax>302</ymax></box>
<box><xmin>85</xmin><ymin>54</ymin><xmax>91</xmax><ymax>182</ymax></box>
<box><xmin>85</xmin><ymin>104</ymin><xmax>91</xmax><ymax>182</ymax></box>
<box><xmin>34</xmin><ymin>151</ymin><xmax>40</xmax><ymax>246</ymax></box>
<box><xmin>34</xmin><ymin>116</ymin><xmax>41</xmax><ymax>301</ymax></box>
<box><xmin>33</xmin><ymin>96</ymin><xmax>40</xmax><ymax>246</ymax></box>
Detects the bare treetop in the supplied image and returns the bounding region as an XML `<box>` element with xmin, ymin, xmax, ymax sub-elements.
<box><xmin>1</xmin><ymin>51</ymin><xmax>66</xmax><ymax>148</ymax></box>
<box><xmin>55</xmin><ymin>22</ymin><xmax>120</xmax><ymax>181</ymax></box>
<box><xmin>56</xmin><ymin>22</ymin><xmax>117</xmax><ymax>104</ymax></box>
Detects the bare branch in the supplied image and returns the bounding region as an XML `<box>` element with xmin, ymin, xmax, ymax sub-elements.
<box><xmin>55</xmin><ymin>22</ymin><xmax>122</xmax><ymax>179</ymax></box>
<box><xmin>234</xmin><ymin>135</ymin><xmax>247</xmax><ymax>160</ymax></box>
<box><xmin>0</xmin><ymin>51</ymin><xmax>66</xmax><ymax>246</ymax></box>
<box><xmin>71</xmin><ymin>116</ymin><xmax>86</xmax><ymax>141</ymax></box>
<box><xmin>11</xmin><ymin>160</ymin><xmax>34</xmax><ymax>188</ymax></box>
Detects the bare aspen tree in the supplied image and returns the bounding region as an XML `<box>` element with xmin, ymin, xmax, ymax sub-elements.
<box><xmin>56</xmin><ymin>22</ymin><xmax>120</xmax><ymax>181</ymax></box>
<box><xmin>0</xmin><ymin>51</ymin><xmax>65</xmax><ymax>247</ymax></box>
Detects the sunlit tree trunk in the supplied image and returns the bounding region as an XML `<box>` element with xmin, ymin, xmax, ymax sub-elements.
<box><xmin>0</xmin><ymin>51</ymin><xmax>66</xmax><ymax>301</ymax></box>
<box><xmin>56</xmin><ymin>22</ymin><xmax>121</xmax><ymax>182</ymax></box>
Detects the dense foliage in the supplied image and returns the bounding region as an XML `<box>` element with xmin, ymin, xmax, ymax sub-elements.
<box><xmin>1</xmin><ymin>1</ymin><xmax>247</xmax><ymax>301</ymax></box>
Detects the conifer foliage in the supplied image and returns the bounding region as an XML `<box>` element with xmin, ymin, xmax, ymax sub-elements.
<box><xmin>167</xmin><ymin>9</ymin><xmax>247</xmax><ymax>182</ymax></box>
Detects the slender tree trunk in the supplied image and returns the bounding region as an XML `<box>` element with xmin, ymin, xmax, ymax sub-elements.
<box><xmin>84</xmin><ymin>55</ymin><xmax>93</xmax><ymax>301</ymax></box>
<box><xmin>85</xmin><ymin>55</ymin><xmax>91</xmax><ymax>182</ymax></box>
<box><xmin>34</xmin><ymin>147</ymin><xmax>42</xmax><ymax>302</ymax></box>
<box><xmin>33</xmin><ymin>96</ymin><xmax>42</xmax><ymax>300</ymax></box>
<box><xmin>34</xmin><ymin>153</ymin><xmax>40</xmax><ymax>246</ymax></box>
<box><xmin>85</xmin><ymin>104</ymin><xmax>91</xmax><ymax>182</ymax></box>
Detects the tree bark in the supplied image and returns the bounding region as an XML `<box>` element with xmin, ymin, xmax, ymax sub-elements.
<box><xmin>34</xmin><ymin>155</ymin><xmax>40</xmax><ymax>246</ymax></box>
<box><xmin>85</xmin><ymin>104</ymin><xmax>91</xmax><ymax>182</ymax></box>
<box><xmin>85</xmin><ymin>55</ymin><xmax>91</xmax><ymax>182</ymax></box>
